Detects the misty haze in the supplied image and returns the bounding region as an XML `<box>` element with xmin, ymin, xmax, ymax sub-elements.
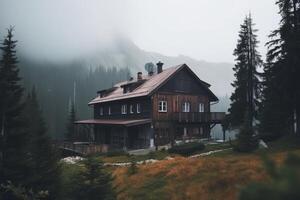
<box><xmin>0</xmin><ymin>0</ymin><xmax>299</xmax><ymax>200</ymax></box>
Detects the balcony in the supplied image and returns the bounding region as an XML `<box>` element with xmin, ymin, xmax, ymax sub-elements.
<box><xmin>173</xmin><ymin>112</ymin><xmax>225</xmax><ymax>123</ymax></box>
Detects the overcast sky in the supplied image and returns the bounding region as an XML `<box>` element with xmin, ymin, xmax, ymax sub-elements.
<box><xmin>0</xmin><ymin>0</ymin><xmax>280</xmax><ymax>63</ymax></box>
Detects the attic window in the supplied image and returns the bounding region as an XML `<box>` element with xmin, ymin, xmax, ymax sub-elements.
<box><xmin>123</xmin><ymin>86</ymin><xmax>131</xmax><ymax>94</ymax></box>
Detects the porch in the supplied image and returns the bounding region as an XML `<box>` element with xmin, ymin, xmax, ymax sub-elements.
<box><xmin>73</xmin><ymin>119</ymin><xmax>154</xmax><ymax>153</ymax></box>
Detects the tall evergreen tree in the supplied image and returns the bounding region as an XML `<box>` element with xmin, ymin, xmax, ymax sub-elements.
<box><xmin>65</xmin><ymin>100</ymin><xmax>76</xmax><ymax>141</ymax></box>
<box><xmin>22</xmin><ymin>88</ymin><xmax>61</xmax><ymax>199</ymax></box>
<box><xmin>260</xmin><ymin>0</ymin><xmax>300</xmax><ymax>140</ymax></box>
<box><xmin>228</xmin><ymin>15</ymin><xmax>262</xmax><ymax>129</ymax></box>
<box><xmin>0</xmin><ymin>27</ymin><xmax>31</xmax><ymax>186</ymax></box>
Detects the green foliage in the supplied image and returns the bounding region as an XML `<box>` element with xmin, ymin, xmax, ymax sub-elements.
<box><xmin>0</xmin><ymin>181</ymin><xmax>48</xmax><ymax>200</ymax></box>
<box><xmin>168</xmin><ymin>142</ymin><xmax>205</xmax><ymax>156</ymax></box>
<box><xmin>234</xmin><ymin>116</ymin><xmax>258</xmax><ymax>152</ymax></box>
<box><xmin>239</xmin><ymin>154</ymin><xmax>300</xmax><ymax>200</ymax></box>
<box><xmin>65</xmin><ymin>100</ymin><xmax>76</xmax><ymax>141</ymax></box>
<box><xmin>228</xmin><ymin>14</ymin><xmax>262</xmax><ymax>129</ymax></box>
<box><xmin>20</xmin><ymin>59</ymin><xmax>131</xmax><ymax>139</ymax></box>
<box><xmin>127</xmin><ymin>160</ymin><xmax>138</xmax><ymax>176</ymax></box>
<box><xmin>22</xmin><ymin>88</ymin><xmax>61</xmax><ymax>199</ymax></box>
<box><xmin>71</xmin><ymin>157</ymin><xmax>116</xmax><ymax>200</ymax></box>
<box><xmin>260</xmin><ymin>0</ymin><xmax>300</xmax><ymax>138</ymax></box>
<box><xmin>0</xmin><ymin>26</ymin><xmax>32</xmax><ymax>187</ymax></box>
<box><xmin>105</xmin><ymin>149</ymin><xmax>129</xmax><ymax>157</ymax></box>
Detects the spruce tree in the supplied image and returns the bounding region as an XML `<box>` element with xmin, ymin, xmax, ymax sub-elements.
<box><xmin>0</xmin><ymin>27</ymin><xmax>31</xmax><ymax>186</ymax></box>
<box><xmin>72</xmin><ymin>157</ymin><xmax>116</xmax><ymax>200</ymax></box>
<box><xmin>22</xmin><ymin>88</ymin><xmax>61</xmax><ymax>199</ymax></box>
<box><xmin>65</xmin><ymin>100</ymin><xmax>76</xmax><ymax>141</ymax></box>
<box><xmin>260</xmin><ymin>0</ymin><xmax>300</xmax><ymax>140</ymax></box>
<box><xmin>228</xmin><ymin>14</ymin><xmax>262</xmax><ymax>129</ymax></box>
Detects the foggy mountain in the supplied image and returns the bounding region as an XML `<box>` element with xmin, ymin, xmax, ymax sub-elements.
<box><xmin>19</xmin><ymin>37</ymin><xmax>233</xmax><ymax>139</ymax></box>
<box><xmin>80</xmin><ymin>37</ymin><xmax>234</xmax><ymax>96</ymax></box>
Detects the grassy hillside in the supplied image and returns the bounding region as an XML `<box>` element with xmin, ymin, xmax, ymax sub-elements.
<box><xmin>60</xmin><ymin>136</ymin><xmax>300</xmax><ymax>200</ymax></box>
<box><xmin>112</xmin><ymin>138</ymin><xmax>300</xmax><ymax>200</ymax></box>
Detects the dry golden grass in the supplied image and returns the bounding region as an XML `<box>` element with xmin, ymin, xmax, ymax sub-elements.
<box><xmin>112</xmin><ymin>150</ymin><xmax>300</xmax><ymax>200</ymax></box>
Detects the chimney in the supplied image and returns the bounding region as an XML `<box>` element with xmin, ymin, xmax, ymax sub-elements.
<box><xmin>157</xmin><ymin>61</ymin><xmax>163</xmax><ymax>74</ymax></box>
<box><xmin>137</xmin><ymin>72</ymin><xmax>143</xmax><ymax>80</ymax></box>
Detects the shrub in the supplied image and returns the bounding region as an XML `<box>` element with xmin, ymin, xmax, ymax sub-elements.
<box><xmin>127</xmin><ymin>160</ymin><xmax>138</xmax><ymax>176</ymax></box>
<box><xmin>168</xmin><ymin>142</ymin><xmax>205</xmax><ymax>156</ymax></box>
<box><xmin>105</xmin><ymin>150</ymin><xmax>129</xmax><ymax>157</ymax></box>
<box><xmin>234</xmin><ymin>116</ymin><xmax>258</xmax><ymax>152</ymax></box>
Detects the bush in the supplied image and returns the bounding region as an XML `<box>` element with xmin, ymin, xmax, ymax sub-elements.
<box><xmin>105</xmin><ymin>150</ymin><xmax>129</xmax><ymax>157</ymax></box>
<box><xmin>127</xmin><ymin>160</ymin><xmax>138</xmax><ymax>176</ymax></box>
<box><xmin>234</xmin><ymin>116</ymin><xmax>258</xmax><ymax>152</ymax></box>
<box><xmin>168</xmin><ymin>142</ymin><xmax>205</xmax><ymax>156</ymax></box>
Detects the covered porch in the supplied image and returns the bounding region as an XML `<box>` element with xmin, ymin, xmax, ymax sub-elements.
<box><xmin>74</xmin><ymin>119</ymin><xmax>154</xmax><ymax>152</ymax></box>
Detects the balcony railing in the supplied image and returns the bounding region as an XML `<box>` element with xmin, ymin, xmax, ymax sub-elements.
<box><xmin>173</xmin><ymin>112</ymin><xmax>225</xmax><ymax>123</ymax></box>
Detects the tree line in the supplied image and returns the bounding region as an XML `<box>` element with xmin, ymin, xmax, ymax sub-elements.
<box><xmin>20</xmin><ymin>57</ymin><xmax>130</xmax><ymax>139</ymax></box>
<box><xmin>227</xmin><ymin>0</ymin><xmax>300</xmax><ymax>152</ymax></box>
<box><xmin>0</xmin><ymin>27</ymin><xmax>117</xmax><ymax>199</ymax></box>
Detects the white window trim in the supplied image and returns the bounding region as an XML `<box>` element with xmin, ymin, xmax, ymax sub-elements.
<box><xmin>199</xmin><ymin>103</ymin><xmax>204</xmax><ymax>113</ymax></box>
<box><xmin>158</xmin><ymin>101</ymin><xmax>167</xmax><ymax>112</ymax></box>
<box><xmin>121</xmin><ymin>105</ymin><xmax>127</xmax><ymax>114</ymax></box>
<box><xmin>108</xmin><ymin>106</ymin><xmax>111</xmax><ymax>115</ymax></box>
<box><xmin>182</xmin><ymin>102</ymin><xmax>190</xmax><ymax>112</ymax></box>
<box><xmin>130</xmin><ymin>105</ymin><xmax>134</xmax><ymax>114</ymax></box>
<box><xmin>136</xmin><ymin>103</ymin><xmax>141</xmax><ymax>113</ymax></box>
<box><xmin>100</xmin><ymin>107</ymin><xmax>104</xmax><ymax>116</ymax></box>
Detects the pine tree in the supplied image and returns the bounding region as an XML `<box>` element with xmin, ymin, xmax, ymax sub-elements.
<box><xmin>228</xmin><ymin>14</ymin><xmax>262</xmax><ymax>129</ymax></box>
<box><xmin>22</xmin><ymin>88</ymin><xmax>61</xmax><ymax>199</ymax></box>
<box><xmin>72</xmin><ymin>157</ymin><xmax>116</xmax><ymax>200</ymax></box>
<box><xmin>260</xmin><ymin>0</ymin><xmax>300</xmax><ymax>140</ymax></box>
<box><xmin>0</xmin><ymin>27</ymin><xmax>31</xmax><ymax>186</ymax></box>
<box><xmin>65</xmin><ymin>100</ymin><xmax>76</xmax><ymax>141</ymax></box>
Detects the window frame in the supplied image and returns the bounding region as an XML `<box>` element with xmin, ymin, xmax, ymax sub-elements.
<box><xmin>182</xmin><ymin>102</ymin><xmax>190</xmax><ymax>112</ymax></box>
<box><xmin>108</xmin><ymin>106</ymin><xmax>111</xmax><ymax>115</ymax></box>
<box><xmin>136</xmin><ymin>103</ymin><xmax>141</xmax><ymax>113</ymax></box>
<box><xmin>158</xmin><ymin>101</ymin><xmax>167</xmax><ymax>112</ymax></box>
<box><xmin>199</xmin><ymin>103</ymin><xmax>205</xmax><ymax>113</ymax></box>
<box><xmin>100</xmin><ymin>107</ymin><xmax>104</xmax><ymax>116</ymax></box>
<box><xmin>130</xmin><ymin>104</ymin><xmax>134</xmax><ymax>114</ymax></box>
<box><xmin>121</xmin><ymin>104</ymin><xmax>127</xmax><ymax>114</ymax></box>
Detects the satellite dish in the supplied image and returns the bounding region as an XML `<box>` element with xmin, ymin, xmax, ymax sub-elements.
<box><xmin>144</xmin><ymin>62</ymin><xmax>155</xmax><ymax>73</ymax></box>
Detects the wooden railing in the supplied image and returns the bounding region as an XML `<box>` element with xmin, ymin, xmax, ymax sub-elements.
<box><xmin>60</xmin><ymin>142</ymin><xmax>109</xmax><ymax>155</ymax></box>
<box><xmin>173</xmin><ymin>112</ymin><xmax>225</xmax><ymax>123</ymax></box>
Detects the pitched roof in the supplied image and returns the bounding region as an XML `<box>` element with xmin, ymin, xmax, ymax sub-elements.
<box><xmin>88</xmin><ymin>64</ymin><xmax>218</xmax><ymax>105</ymax></box>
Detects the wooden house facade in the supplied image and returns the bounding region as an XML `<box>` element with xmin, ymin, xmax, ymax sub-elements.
<box><xmin>75</xmin><ymin>63</ymin><xmax>225</xmax><ymax>151</ymax></box>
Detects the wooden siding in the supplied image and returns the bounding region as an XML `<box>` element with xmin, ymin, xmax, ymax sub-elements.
<box><xmin>158</xmin><ymin>67</ymin><xmax>209</xmax><ymax>95</ymax></box>
<box><xmin>152</xmin><ymin>93</ymin><xmax>210</xmax><ymax>121</ymax></box>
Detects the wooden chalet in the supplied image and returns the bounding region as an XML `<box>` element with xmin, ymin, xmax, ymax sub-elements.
<box><xmin>75</xmin><ymin>62</ymin><xmax>225</xmax><ymax>151</ymax></box>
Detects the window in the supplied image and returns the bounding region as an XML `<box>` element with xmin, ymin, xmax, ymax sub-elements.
<box><xmin>158</xmin><ymin>101</ymin><xmax>167</xmax><ymax>112</ymax></box>
<box><xmin>136</xmin><ymin>103</ymin><xmax>141</xmax><ymax>113</ymax></box>
<box><xmin>100</xmin><ymin>107</ymin><xmax>103</xmax><ymax>116</ymax></box>
<box><xmin>130</xmin><ymin>105</ymin><xmax>134</xmax><ymax>114</ymax></box>
<box><xmin>199</xmin><ymin>103</ymin><xmax>204</xmax><ymax>112</ymax></box>
<box><xmin>108</xmin><ymin>106</ymin><xmax>111</xmax><ymax>115</ymax></box>
<box><xmin>182</xmin><ymin>102</ymin><xmax>190</xmax><ymax>112</ymax></box>
<box><xmin>121</xmin><ymin>105</ymin><xmax>127</xmax><ymax>114</ymax></box>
